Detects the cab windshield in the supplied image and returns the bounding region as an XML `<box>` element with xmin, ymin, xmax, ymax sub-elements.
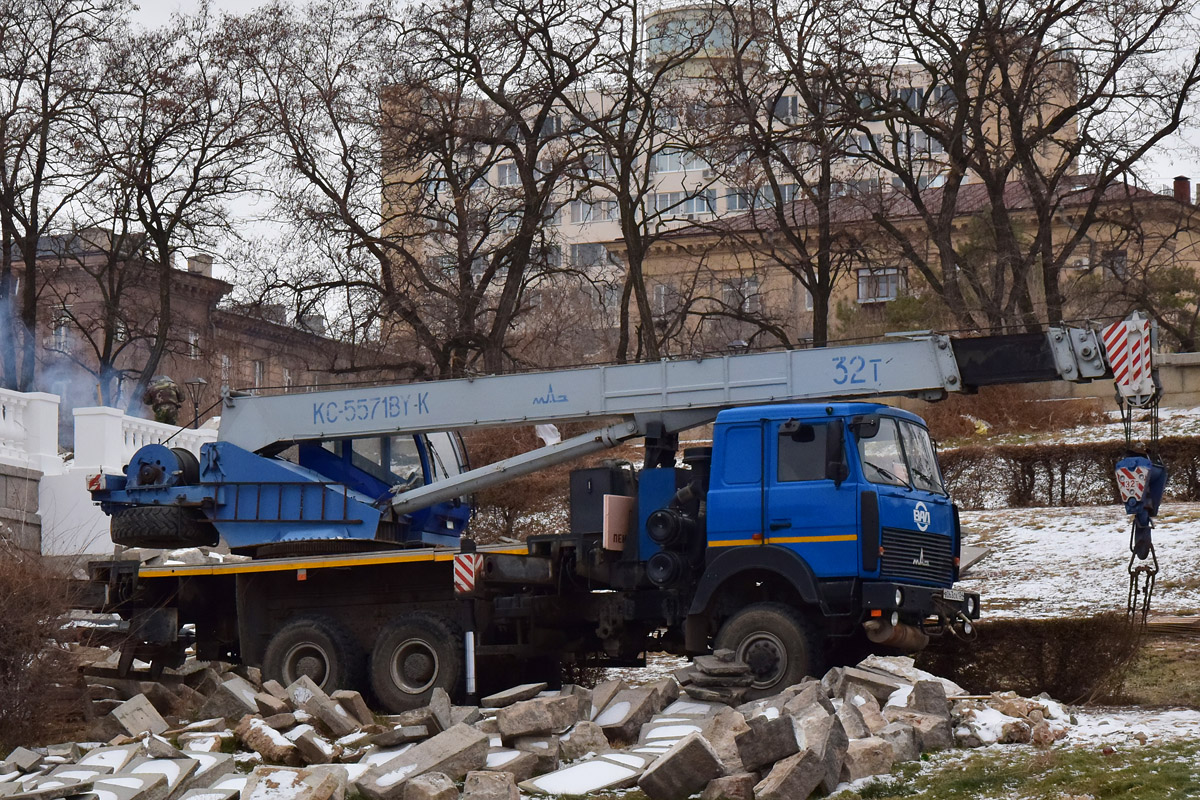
<box><xmin>857</xmin><ymin>417</ymin><xmax>945</xmax><ymax>495</ymax></box>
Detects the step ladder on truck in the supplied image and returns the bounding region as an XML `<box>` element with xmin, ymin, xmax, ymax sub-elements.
<box><xmin>84</xmin><ymin>316</ymin><xmax>1153</xmax><ymax>711</ymax></box>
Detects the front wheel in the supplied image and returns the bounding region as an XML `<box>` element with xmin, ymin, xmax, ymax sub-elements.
<box><xmin>714</xmin><ymin>602</ymin><xmax>822</xmax><ymax>700</ymax></box>
<box><xmin>369</xmin><ymin>612</ymin><xmax>463</xmax><ymax>713</ymax></box>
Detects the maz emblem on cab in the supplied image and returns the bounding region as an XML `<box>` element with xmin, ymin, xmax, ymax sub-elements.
<box><xmin>913</xmin><ymin>501</ymin><xmax>931</xmax><ymax>532</ymax></box>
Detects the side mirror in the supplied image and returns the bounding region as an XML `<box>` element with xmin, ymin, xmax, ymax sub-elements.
<box><xmin>849</xmin><ymin>414</ymin><xmax>880</xmax><ymax>440</ymax></box>
<box><xmin>825</xmin><ymin>419</ymin><xmax>849</xmax><ymax>487</ymax></box>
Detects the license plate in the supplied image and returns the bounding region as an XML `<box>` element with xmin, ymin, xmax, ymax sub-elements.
<box><xmin>942</xmin><ymin>588</ymin><xmax>965</xmax><ymax>602</ymax></box>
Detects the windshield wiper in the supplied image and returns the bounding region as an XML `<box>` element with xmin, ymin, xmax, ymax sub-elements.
<box><xmin>866</xmin><ymin>461</ymin><xmax>907</xmax><ymax>486</ymax></box>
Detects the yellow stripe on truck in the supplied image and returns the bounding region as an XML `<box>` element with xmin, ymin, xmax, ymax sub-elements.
<box><xmin>708</xmin><ymin>534</ymin><xmax>858</xmax><ymax>548</ymax></box>
<box><xmin>137</xmin><ymin>546</ymin><xmax>527</xmax><ymax>579</ymax></box>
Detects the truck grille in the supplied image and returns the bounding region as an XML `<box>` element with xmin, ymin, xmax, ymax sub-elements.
<box><xmin>880</xmin><ymin>528</ymin><xmax>954</xmax><ymax>584</ymax></box>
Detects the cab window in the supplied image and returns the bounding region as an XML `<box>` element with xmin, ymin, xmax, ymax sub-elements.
<box><xmin>857</xmin><ymin>418</ymin><xmax>909</xmax><ymax>488</ymax></box>
<box><xmin>777</xmin><ymin>423</ymin><xmax>829</xmax><ymax>482</ymax></box>
<box><xmin>898</xmin><ymin>420</ymin><xmax>945</xmax><ymax>494</ymax></box>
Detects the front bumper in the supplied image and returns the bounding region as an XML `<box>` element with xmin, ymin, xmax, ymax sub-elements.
<box><xmin>862</xmin><ymin>581</ymin><xmax>980</xmax><ymax>621</ymax></box>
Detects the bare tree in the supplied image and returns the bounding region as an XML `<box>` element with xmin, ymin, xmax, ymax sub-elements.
<box><xmin>72</xmin><ymin>4</ymin><xmax>262</xmax><ymax>409</ymax></box>
<box><xmin>233</xmin><ymin>0</ymin><xmax>601</xmax><ymax>378</ymax></box>
<box><xmin>846</xmin><ymin>0</ymin><xmax>1200</xmax><ymax>331</ymax></box>
<box><xmin>0</xmin><ymin>0</ymin><xmax>127</xmax><ymax>391</ymax></box>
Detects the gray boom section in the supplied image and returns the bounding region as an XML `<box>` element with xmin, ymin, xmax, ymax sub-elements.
<box><xmin>219</xmin><ymin>328</ymin><xmax>1108</xmax><ymax>454</ymax></box>
<box><xmin>389</xmin><ymin>420</ymin><xmax>640</xmax><ymax>515</ymax></box>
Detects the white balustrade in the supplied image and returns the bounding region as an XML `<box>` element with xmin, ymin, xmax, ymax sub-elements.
<box><xmin>74</xmin><ymin>406</ymin><xmax>218</xmax><ymax>472</ymax></box>
<box><xmin>0</xmin><ymin>388</ymin><xmax>62</xmax><ymax>474</ymax></box>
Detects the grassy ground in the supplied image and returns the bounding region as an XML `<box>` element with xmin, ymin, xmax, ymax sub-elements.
<box><xmin>832</xmin><ymin>742</ymin><xmax>1200</xmax><ymax>799</ymax></box>
<box><xmin>1115</xmin><ymin>634</ymin><xmax>1200</xmax><ymax>707</ymax></box>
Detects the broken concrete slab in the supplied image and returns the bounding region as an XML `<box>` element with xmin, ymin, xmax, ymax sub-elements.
<box><xmin>700</xmin><ymin>772</ymin><xmax>755</xmax><ymax>800</ymax></box>
<box><xmin>255</xmin><ymin>693</ymin><xmax>290</xmax><ymax>717</ymax></box>
<box><xmin>295</xmin><ymin>732</ymin><xmax>339</xmax><ymax>765</ymax></box>
<box><xmin>400</xmin><ymin>773</ymin><xmax>456</xmax><ymax>800</ymax></box>
<box><xmin>460</xmin><ymin>771</ymin><xmax>517</xmax><ymax>800</ymax></box>
<box><xmin>836</xmin><ymin>701</ymin><xmax>871</xmax><ymax>739</ymax></box>
<box><xmin>261</xmin><ymin>680</ymin><xmax>290</xmax><ymax>704</ymax></box>
<box><xmin>2</xmin><ymin>778</ymin><xmax>93</xmax><ymax>800</ymax></box>
<box><xmin>426</xmin><ymin>690</ymin><xmax>453</xmax><ymax>734</ymax></box>
<box><xmin>638</xmin><ymin>719</ymin><xmax>705</xmax><ymax>745</ymax></box>
<box><xmin>370</xmin><ymin>727</ymin><xmax>428</xmax><ymax>748</ymax></box>
<box><xmin>593</xmin><ymin>689</ymin><xmax>658</xmax><ymax>743</ymax></box>
<box><xmin>355</xmin><ymin>724</ymin><xmax>489</xmax><ymax>800</ymax></box>
<box><xmin>330</xmin><ymin>691</ymin><xmax>374</xmax><ymax>729</ymax></box>
<box><xmin>305</xmin><ymin>698</ymin><xmax>359</xmax><ymax>739</ymax></box>
<box><xmin>700</xmin><ymin>707</ymin><xmax>750</xmax><ymax>774</ymax></box>
<box><xmin>857</xmin><ymin>655</ymin><xmax>965</xmax><ymax>697</ymax></box>
<box><xmin>821</xmin><ymin>666</ymin><xmax>909</xmax><ymax>706</ymax></box>
<box><xmin>587</xmin><ymin>680</ymin><xmax>626</xmax><ymax>721</ymax></box>
<box><xmin>519</xmin><ymin>755</ymin><xmax>643</xmax><ymax>796</ymax></box>
<box><xmin>636</xmin><ymin>732</ymin><xmax>723</xmax><ymax>800</ymax></box>
<box><xmin>753</xmin><ymin>748</ymin><xmax>824</xmax><ymax>800</ymax></box>
<box><xmin>840</xmin><ymin>737</ymin><xmax>895</xmax><ymax>782</ymax></box>
<box><xmin>111</xmin><ymin>696</ymin><xmax>169</xmax><ymax>738</ymax></box>
<box><xmin>909</xmin><ymin>680</ymin><xmax>950</xmax><ymax>720</ymax></box>
<box><xmin>510</xmin><ymin>736</ymin><xmax>558</xmax><ymax>774</ymax></box>
<box><xmin>482</xmin><ymin>686</ymin><xmax>549</xmax><ymax>710</ymax></box>
<box><xmin>3</xmin><ymin>750</ymin><xmax>42</xmax><ymax>774</ymax></box>
<box><xmin>198</xmin><ymin>677</ymin><xmax>260</xmax><ymax>723</ymax></box>
<box><xmin>175</xmin><ymin>789</ymin><xmax>238</xmax><ymax>800</ymax></box>
<box><xmin>883</xmin><ymin>709</ymin><xmax>953</xmax><ymax>752</ymax></box>
<box><xmin>796</xmin><ymin>711</ymin><xmax>849</xmax><ymax>794</ymax></box>
<box><xmin>285</xmin><ymin>676</ymin><xmax>331</xmax><ymax>710</ymax></box>
<box><xmin>176</xmin><ymin>752</ymin><xmax>236</xmax><ymax>794</ymax></box>
<box><xmin>878</xmin><ymin>721</ymin><xmax>919</xmax><ymax>762</ymax></box>
<box><xmin>496</xmin><ymin>695</ymin><xmax>579</xmax><ymax>740</ymax></box>
<box><xmin>481</xmin><ymin>750</ymin><xmax>538</xmax><ymax>783</ymax></box>
<box><xmin>235</xmin><ymin>717</ymin><xmax>302</xmax><ymax>767</ymax></box>
<box><xmin>92</xmin><ymin>773</ymin><xmax>170</xmax><ymax>800</ymax></box>
<box><xmin>76</xmin><ymin>746</ymin><xmax>140</xmax><ymax>774</ymax></box>
<box><xmin>242</xmin><ymin>768</ymin><xmax>340</xmax><ymax>800</ymax></box>
<box><xmin>735</xmin><ymin>715</ymin><xmax>798</xmax><ymax>772</ymax></box>
<box><xmin>559</xmin><ymin>722</ymin><xmax>610</xmax><ymax>762</ymax></box>
<box><xmin>124</xmin><ymin>757</ymin><xmax>200</xmax><ymax>798</ymax></box>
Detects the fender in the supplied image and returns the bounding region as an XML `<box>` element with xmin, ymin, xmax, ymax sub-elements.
<box><xmin>687</xmin><ymin>544</ymin><xmax>820</xmax><ymax>617</ymax></box>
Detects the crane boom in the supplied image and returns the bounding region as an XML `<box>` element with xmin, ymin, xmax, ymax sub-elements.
<box><xmin>219</xmin><ymin>327</ymin><xmax>1108</xmax><ymax>454</ymax></box>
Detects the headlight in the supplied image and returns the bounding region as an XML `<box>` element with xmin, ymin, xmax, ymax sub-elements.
<box><xmin>966</xmin><ymin>596</ymin><xmax>976</xmax><ymax>615</ymax></box>
<box><xmin>894</xmin><ymin>588</ymin><xmax>904</xmax><ymax>607</ymax></box>
<box><xmin>890</xmin><ymin>611</ymin><xmax>900</xmax><ymax>627</ymax></box>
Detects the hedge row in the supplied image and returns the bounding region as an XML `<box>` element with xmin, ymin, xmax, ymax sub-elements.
<box><xmin>940</xmin><ymin>436</ymin><xmax>1200</xmax><ymax>510</ymax></box>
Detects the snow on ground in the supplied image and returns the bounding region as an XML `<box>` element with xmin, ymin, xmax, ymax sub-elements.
<box><xmin>958</xmin><ymin>502</ymin><xmax>1200</xmax><ymax>618</ymax></box>
<box><xmin>1070</xmin><ymin>707</ymin><xmax>1200</xmax><ymax>745</ymax></box>
<box><xmin>974</xmin><ymin>404</ymin><xmax>1200</xmax><ymax>447</ymax></box>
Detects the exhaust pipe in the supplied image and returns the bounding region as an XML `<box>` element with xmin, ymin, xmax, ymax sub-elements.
<box><xmin>863</xmin><ymin>619</ymin><xmax>930</xmax><ymax>651</ymax></box>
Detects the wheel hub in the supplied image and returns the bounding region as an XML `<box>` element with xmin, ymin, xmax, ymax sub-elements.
<box><xmin>390</xmin><ymin>638</ymin><xmax>439</xmax><ymax>694</ymax></box>
<box><xmin>283</xmin><ymin>643</ymin><xmax>329</xmax><ymax>687</ymax></box>
<box><xmin>739</xmin><ymin>632</ymin><xmax>788</xmax><ymax>689</ymax></box>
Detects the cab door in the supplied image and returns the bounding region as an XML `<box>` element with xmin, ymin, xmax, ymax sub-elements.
<box><xmin>764</xmin><ymin>419</ymin><xmax>859</xmax><ymax>577</ymax></box>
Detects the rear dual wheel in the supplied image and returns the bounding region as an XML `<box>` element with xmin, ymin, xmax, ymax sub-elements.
<box><xmin>369</xmin><ymin>612</ymin><xmax>463</xmax><ymax>713</ymax></box>
<box><xmin>263</xmin><ymin>615</ymin><xmax>364</xmax><ymax>693</ymax></box>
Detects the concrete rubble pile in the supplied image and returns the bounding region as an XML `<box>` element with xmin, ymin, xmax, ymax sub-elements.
<box><xmin>1</xmin><ymin>653</ymin><xmax>1073</xmax><ymax>800</ymax></box>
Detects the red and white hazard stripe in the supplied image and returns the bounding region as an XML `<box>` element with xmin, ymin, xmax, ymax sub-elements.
<box><xmin>1102</xmin><ymin>315</ymin><xmax>1154</xmax><ymax>400</ymax></box>
<box><xmin>454</xmin><ymin>553</ymin><xmax>481</xmax><ymax>594</ymax></box>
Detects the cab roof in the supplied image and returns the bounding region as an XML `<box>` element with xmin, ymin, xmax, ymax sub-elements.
<box><xmin>715</xmin><ymin>402</ymin><xmax>928</xmax><ymax>427</ymax></box>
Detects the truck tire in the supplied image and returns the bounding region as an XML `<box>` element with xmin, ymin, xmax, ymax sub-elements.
<box><xmin>370</xmin><ymin>612</ymin><xmax>462</xmax><ymax>713</ymax></box>
<box><xmin>263</xmin><ymin>615</ymin><xmax>364</xmax><ymax>694</ymax></box>
<box><xmin>715</xmin><ymin>602</ymin><xmax>822</xmax><ymax>700</ymax></box>
<box><xmin>111</xmin><ymin>505</ymin><xmax>217</xmax><ymax>548</ymax></box>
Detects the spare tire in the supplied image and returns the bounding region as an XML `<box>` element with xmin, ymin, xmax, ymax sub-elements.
<box><xmin>111</xmin><ymin>505</ymin><xmax>217</xmax><ymax>548</ymax></box>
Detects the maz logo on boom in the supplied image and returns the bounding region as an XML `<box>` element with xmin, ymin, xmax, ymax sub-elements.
<box><xmin>533</xmin><ymin>384</ymin><xmax>568</xmax><ymax>405</ymax></box>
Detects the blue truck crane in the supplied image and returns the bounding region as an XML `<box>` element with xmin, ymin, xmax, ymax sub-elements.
<box><xmin>85</xmin><ymin>321</ymin><xmax>1130</xmax><ymax>711</ymax></box>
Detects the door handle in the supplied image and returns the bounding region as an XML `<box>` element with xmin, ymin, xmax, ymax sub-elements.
<box><xmin>769</xmin><ymin>518</ymin><xmax>791</xmax><ymax>531</ymax></box>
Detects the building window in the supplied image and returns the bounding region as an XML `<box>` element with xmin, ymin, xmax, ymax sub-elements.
<box><xmin>1103</xmin><ymin>249</ymin><xmax>1129</xmax><ymax>278</ymax></box>
<box><xmin>187</xmin><ymin>330</ymin><xmax>200</xmax><ymax>359</ymax></box>
<box><xmin>726</xmin><ymin>190</ymin><xmax>755</xmax><ymax>212</ymax></box>
<box><xmin>894</xmin><ymin>86</ymin><xmax>923</xmax><ymax>110</ymax></box>
<box><xmin>570</xmin><ymin>198</ymin><xmax>616</xmax><ymax>224</ymax></box>
<box><xmin>570</xmin><ymin>242</ymin><xmax>613</xmax><ymax>269</ymax></box>
<box><xmin>772</xmin><ymin>94</ymin><xmax>799</xmax><ymax>121</ymax></box>
<box><xmin>283</xmin><ymin>368</ymin><xmax>292</xmax><ymax>388</ymax></box>
<box><xmin>857</xmin><ymin>268</ymin><xmax>904</xmax><ymax>303</ymax></box>
<box><xmin>496</xmin><ymin>162</ymin><xmax>520</xmax><ymax>186</ymax></box>
<box><xmin>253</xmin><ymin>360</ymin><xmax>265</xmax><ymax>388</ymax></box>
<box><xmin>722</xmin><ymin>277</ymin><xmax>762</xmax><ymax>314</ymax></box>
<box><xmin>51</xmin><ymin>306</ymin><xmax>71</xmax><ymax>352</ymax></box>
<box><xmin>220</xmin><ymin>354</ymin><xmax>231</xmax><ymax>383</ymax></box>
<box><xmin>654</xmin><ymin>190</ymin><xmax>716</xmax><ymax>216</ymax></box>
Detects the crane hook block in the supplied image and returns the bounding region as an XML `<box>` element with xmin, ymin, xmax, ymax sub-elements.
<box><xmin>1116</xmin><ymin>454</ymin><xmax>1167</xmax><ymax>559</ymax></box>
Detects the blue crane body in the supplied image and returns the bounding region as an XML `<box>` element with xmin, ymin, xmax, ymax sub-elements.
<box><xmin>85</xmin><ymin>325</ymin><xmax>1128</xmax><ymax>710</ymax></box>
